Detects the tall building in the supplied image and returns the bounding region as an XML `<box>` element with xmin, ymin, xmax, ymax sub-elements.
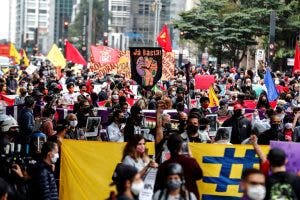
<box><xmin>9</xmin><ymin>0</ymin><xmax>17</xmax><ymax>43</ymax></box>
<box><xmin>129</xmin><ymin>0</ymin><xmax>171</xmax><ymax>47</ymax></box>
<box><xmin>54</xmin><ymin>0</ymin><xmax>77</xmax><ymax>44</ymax></box>
<box><xmin>105</xmin><ymin>0</ymin><xmax>171</xmax><ymax>49</ymax></box>
<box><xmin>15</xmin><ymin>0</ymin><xmax>54</xmax><ymax>53</ymax></box>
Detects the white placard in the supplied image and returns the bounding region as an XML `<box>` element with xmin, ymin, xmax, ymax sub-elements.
<box><xmin>139</xmin><ymin>168</ymin><xmax>158</xmax><ymax>200</ymax></box>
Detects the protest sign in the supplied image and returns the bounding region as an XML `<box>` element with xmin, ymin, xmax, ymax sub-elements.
<box><xmin>85</xmin><ymin>117</ymin><xmax>101</xmax><ymax>137</ymax></box>
<box><xmin>139</xmin><ymin>168</ymin><xmax>158</xmax><ymax>200</ymax></box>
<box><xmin>206</xmin><ymin>114</ymin><xmax>218</xmax><ymax>136</ymax></box>
<box><xmin>270</xmin><ymin>141</ymin><xmax>300</xmax><ymax>174</ymax></box>
<box><xmin>162</xmin><ymin>52</ymin><xmax>175</xmax><ymax>81</ymax></box>
<box><xmin>60</xmin><ymin>141</ymin><xmax>269</xmax><ymax>200</ymax></box>
<box><xmin>130</xmin><ymin>47</ymin><xmax>162</xmax><ymax>90</ymax></box>
<box><xmin>195</xmin><ymin>75</ymin><xmax>215</xmax><ymax>90</ymax></box>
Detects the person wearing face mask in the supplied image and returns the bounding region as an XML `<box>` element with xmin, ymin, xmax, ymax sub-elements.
<box><xmin>240</xmin><ymin>168</ymin><xmax>266</xmax><ymax>200</ymax></box>
<box><xmin>198</xmin><ymin>96</ymin><xmax>211</xmax><ymax>118</ymax></box>
<box><xmin>107</xmin><ymin>109</ymin><xmax>126</xmax><ymax>142</ymax></box>
<box><xmin>154</xmin><ymin>134</ymin><xmax>203</xmax><ymax>199</ymax></box>
<box><xmin>222</xmin><ymin>104</ymin><xmax>251</xmax><ymax>144</ymax></box>
<box><xmin>76</xmin><ymin>99</ymin><xmax>94</xmax><ymax>129</ymax></box>
<box><xmin>148</xmin><ymin>91</ymin><xmax>163</xmax><ymax>110</ymax></box>
<box><xmin>65</xmin><ymin>114</ymin><xmax>84</xmax><ymax>140</ymax></box>
<box><xmin>111</xmin><ymin>163</ymin><xmax>144</xmax><ymax>200</ymax></box>
<box><xmin>181</xmin><ymin>115</ymin><xmax>202</xmax><ymax>145</ymax></box>
<box><xmin>124</xmin><ymin>106</ymin><xmax>144</xmax><ymax>142</ymax></box>
<box><xmin>31</xmin><ymin>141</ymin><xmax>59</xmax><ymax>200</ymax></box>
<box><xmin>258</xmin><ymin>115</ymin><xmax>285</xmax><ymax>145</ymax></box>
<box><xmin>40</xmin><ymin>108</ymin><xmax>56</xmax><ymax>137</ymax></box>
<box><xmin>178</xmin><ymin>112</ymin><xmax>188</xmax><ymax>134</ymax></box>
<box><xmin>122</xmin><ymin>134</ymin><xmax>157</xmax><ymax>176</ymax></box>
<box><xmin>153</xmin><ymin>163</ymin><xmax>197</xmax><ymax>200</ymax></box>
<box><xmin>256</xmin><ymin>92</ymin><xmax>270</xmax><ymax>110</ymax></box>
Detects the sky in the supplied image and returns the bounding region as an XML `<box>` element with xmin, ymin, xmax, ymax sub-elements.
<box><xmin>0</xmin><ymin>0</ymin><xmax>9</xmax><ymax>40</ymax></box>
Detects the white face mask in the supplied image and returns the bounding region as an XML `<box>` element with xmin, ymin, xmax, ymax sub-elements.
<box><xmin>51</xmin><ymin>153</ymin><xmax>59</xmax><ymax>164</ymax></box>
<box><xmin>247</xmin><ymin>185</ymin><xmax>266</xmax><ymax>200</ymax></box>
<box><xmin>69</xmin><ymin>120</ymin><xmax>78</xmax><ymax>127</ymax></box>
<box><xmin>131</xmin><ymin>181</ymin><xmax>144</xmax><ymax>196</ymax></box>
<box><xmin>171</xmin><ymin>91</ymin><xmax>176</xmax><ymax>97</ymax></box>
<box><xmin>112</xmin><ymin>95</ymin><xmax>119</xmax><ymax>100</ymax></box>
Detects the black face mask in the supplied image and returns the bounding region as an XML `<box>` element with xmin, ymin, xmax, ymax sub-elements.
<box><xmin>234</xmin><ymin>110</ymin><xmax>242</xmax><ymax>117</ymax></box>
<box><xmin>187</xmin><ymin>125</ymin><xmax>199</xmax><ymax>134</ymax></box>
<box><xmin>271</xmin><ymin>123</ymin><xmax>280</xmax><ymax>130</ymax></box>
<box><xmin>176</xmin><ymin>96</ymin><xmax>184</xmax><ymax>102</ymax></box>
<box><xmin>135</xmin><ymin>115</ymin><xmax>144</xmax><ymax>124</ymax></box>
<box><xmin>82</xmin><ymin>107</ymin><xmax>90</xmax><ymax>114</ymax></box>
<box><xmin>164</xmin><ymin>123</ymin><xmax>172</xmax><ymax>130</ymax></box>
<box><xmin>119</xmin><ymin>118</ymin><xmax>126</xmax><ymax>123</ymax></box>
<box><xmin>155</xmin><ymin>97</ymin><xmax>161</xmax><ymax>101</ymax></box>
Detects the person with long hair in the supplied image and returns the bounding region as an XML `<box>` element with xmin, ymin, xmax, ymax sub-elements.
<box><xmin>153</xmin><ymin>163</ymin><xmax>197</xmax><ymax>200</ymax></box>
<box><xmin>122</xmin><ymin>134</ymin><xmax>157</xmax><ymax>176</ymax></box>
<box><xmin>256</xmin><ymin>91</ymin><xmax>270</xmax><ymax>110</ymax></box>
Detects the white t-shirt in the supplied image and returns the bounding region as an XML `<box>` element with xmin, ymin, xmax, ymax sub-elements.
<box><xmin>62</xmin><ymin>92</ymin><xmax>79</xmax><ymax>105</ymax></box>
<box><xmin>107</xmin><ymin>122</ymin><xmax>124</xmax><ymax>142</ymax></box>
<box><xmin>122</xmin><ymin>155</ymin><xmax>148</xmax><ymax>172</ymax></box>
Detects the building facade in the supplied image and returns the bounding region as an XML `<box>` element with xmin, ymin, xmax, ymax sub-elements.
<box><xmin>15</xmin><ymin>0</ymin><xmax>54</xmax><ymax>53</ymax></box>
<box><xmin>54</xmin><ymin>0</ymin><xmax>77</xmax><ymax>44</ymax></box>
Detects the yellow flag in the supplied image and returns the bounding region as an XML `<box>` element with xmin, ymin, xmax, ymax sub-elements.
<box><xmin>47</xmin><ymin>44</ymin><xmax>66</xmax><ymax>69</ymax></box>
<box><xmin>9</xmin><ymin>43</ymin><xmax>21</xmax><ymax>64</ymax></box>
<box><xmin>208</xmin><ymin>85</ymin><xmax>219</xmax><ymax>106</ymax></box>
<box><xmin>22</xmin><ymin>49</ymin><xmax>30</xmax><ymax>67</ymax></box>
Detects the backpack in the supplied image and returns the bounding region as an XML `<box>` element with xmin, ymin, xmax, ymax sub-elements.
<box><xmin>269</xmin><ymin>173</ymin><xmax>298</xmax><ymax>200</ymax></box>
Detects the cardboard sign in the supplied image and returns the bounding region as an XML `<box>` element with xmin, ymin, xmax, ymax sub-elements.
<box><xmin>195</xmin><ymin>75</ymin><xmax>215</xmax><ymax>90</ymax></box>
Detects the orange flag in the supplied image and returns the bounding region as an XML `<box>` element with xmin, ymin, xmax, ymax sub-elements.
<box><xmin>293</xmin><ymin>40</ymin><xmax>300</xmax><ymax>73</ymax></box>
<box><xmin>157</xmin><ymin>24</ymin><xmax>172</xmax><ymax>52</ymax></box>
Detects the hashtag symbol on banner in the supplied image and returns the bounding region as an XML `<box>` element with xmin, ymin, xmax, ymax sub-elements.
<box><xmin>202</xmin><ymin>148</ymin><xmax>259</xmax><ymax>192</ymax></box>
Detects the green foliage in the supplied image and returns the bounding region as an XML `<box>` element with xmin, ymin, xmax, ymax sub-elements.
<box><xmin>174</xmin><ymin>0</ymin><xmax>300</xmax><ymax>66</ymax></box>
<box><xmin>68</xmin><ymin>0</ymin><xmax>105</xmax><ymax>44</ymax></box>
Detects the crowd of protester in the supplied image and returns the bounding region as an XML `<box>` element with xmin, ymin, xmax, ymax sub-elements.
<box><xmin>0</xmin><ymin>59</ymin><xmax>300</xmax><ymax>200</ymax></box>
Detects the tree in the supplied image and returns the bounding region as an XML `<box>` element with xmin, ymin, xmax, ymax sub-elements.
<box><xmin>174</xmin><ymin>0</ymin><xmax>300</xmax><ymax>68</ymax></box>
<box><xmin>68</xmin><ymin>0</ymin><xmax>105</xmax><ymax>45</ymax></box>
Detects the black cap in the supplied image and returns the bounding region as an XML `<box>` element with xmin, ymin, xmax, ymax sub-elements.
<box><xmin>111</xmin><ymin>163</ymin><xmax>138</xmax><ymax>186</ymax></box>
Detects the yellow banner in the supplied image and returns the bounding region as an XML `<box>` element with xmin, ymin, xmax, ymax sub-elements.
<box><xmin>60</xmin><ymin>141</ymin><xmax>268</xmax><ymax>200</ymax></box>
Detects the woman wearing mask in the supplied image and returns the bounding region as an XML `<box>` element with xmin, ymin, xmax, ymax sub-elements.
<box><xmin>153</xmin><ymin>163</ymin><xmax>197</xmax><ymax>200</ymax></box>
<box><xmin>122</xmin><ymin>134</ymin><xmax>157</xmax><ymax>176</ymax></box>
<box><xmin>107</xmin><ymin>109</ymin><xmax>126</xmax><ymax>142</ymax></box>
<box><xmin>256</xmin><ymin>92</ymin><xmax>270</xmax><ymax>110</ymax></box>
<box><xmin>105</xmin><ymin>90</ymin><xmax>120</xmax><ymax>109</ymax></box>
<box><xmin>65</xmin><ymin>113</ymin><xmax>85</xmax><ymax>139</ymax></box>
<box><xmin>112</xmin><ymin>163</ymin><xmax>144</xmax><ymax>200</ymax></box>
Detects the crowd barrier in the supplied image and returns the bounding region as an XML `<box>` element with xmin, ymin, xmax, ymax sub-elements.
<box><xmin>59</xmin><ymin>140</ymin><xmax>270</xmax><ymax>200</ymax></box>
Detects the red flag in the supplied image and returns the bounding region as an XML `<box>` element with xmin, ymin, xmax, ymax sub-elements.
<box><xmin>157</xmin><ymin>25</ymin><xmax>172</xmax><ymax>52</ymax></box>
<box><xmin>90</xmin><ymin>45</ymin><xmax>119</xmax><ymax>65</ymax></box>
<box><xmin>293</xmin><ymin>40</ymin><xmax>300</xmax><ymax>73</ymax></box>
<box><xmin>65</xmin><ymin>41</ymin><xmax>87</xmax><ymax>65</ymax></box>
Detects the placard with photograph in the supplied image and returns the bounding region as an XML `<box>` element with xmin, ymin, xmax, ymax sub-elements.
<box><xmin>206</xmin><ymin>114</ymin><xmax>218</xmax><ymax>136</ymax></box>
<box><xmin>85</xmin><ymin>117</ymin><xmax>101</xmax><ymax>137</ymax></box>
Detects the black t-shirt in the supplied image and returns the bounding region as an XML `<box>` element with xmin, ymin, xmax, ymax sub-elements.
<box><xmin>266</xmin><ymin>171</ymin><xmax>300</xmax><ymax>200</ymax></box>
